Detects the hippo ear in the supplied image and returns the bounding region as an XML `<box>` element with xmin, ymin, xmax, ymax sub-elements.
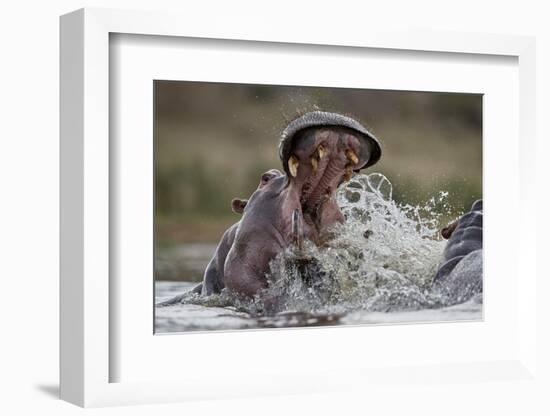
<box><xmin>471</xmin><ymin>199</ymin><xmax>483</xmax><ymax>212</ymax></box>
<box><xmin>441</xmin><ymin>220</ymin><xmax>458</xmax><ymax>239</ymax></box>
<box><xmin>231</xmin><ymin>198</ymin><xmax>248</xmax><ymax>214</ymax></box>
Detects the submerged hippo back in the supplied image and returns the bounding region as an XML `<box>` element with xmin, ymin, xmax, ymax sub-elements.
<box><xmin>433</xmin><ymin>200</ymin><xmax>483</xmax><ymax>305</ymax></box>
<box><xmin>440</xmin><ymin>200</ymin><xmax>482</xmax><ymax>266</ymax></box>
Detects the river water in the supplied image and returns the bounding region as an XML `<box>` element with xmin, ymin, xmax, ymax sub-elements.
<box><xmin>155</xmin><ymin>173</ymin><xmax>482</xmax><ymax>333</ymax></box>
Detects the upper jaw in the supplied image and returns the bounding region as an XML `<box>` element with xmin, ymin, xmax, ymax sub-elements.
<box><xmin>279</xmin><ymin>111</ymin><xmax>382</xmax><ymax>175</ymax></box>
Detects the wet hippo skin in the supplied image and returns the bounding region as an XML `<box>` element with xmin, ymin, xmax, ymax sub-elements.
<box><xmin>433</xmin><ymin>200</ymin><xmax>483</xmax><ymax>305</ymax></box>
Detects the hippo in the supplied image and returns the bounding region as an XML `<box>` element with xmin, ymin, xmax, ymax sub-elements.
<box><xmin>433</xmin><ymin>199</ymin><xmax>483</xmax><ymax>305</ymax></box>
<box><xmin>188</xmin><ymin>111</ymin><xmax>382</xmax><ymax>298</ymax></box>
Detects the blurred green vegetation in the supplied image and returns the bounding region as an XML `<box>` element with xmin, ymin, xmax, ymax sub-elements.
<box><xmin>155</xmin><ymin>81</ymin><xmax>482</xmax><ymax>246</ymax></box>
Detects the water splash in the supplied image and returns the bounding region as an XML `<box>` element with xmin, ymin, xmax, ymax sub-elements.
<box><xmin>177</xmin><ymin>173</ymin><xmax>453</xmax><ymax>316</ymax></box>
<box><xmin>264</xmin><ymin>173</ymin><xmax>449</xmax><ymax>314</ymax></box>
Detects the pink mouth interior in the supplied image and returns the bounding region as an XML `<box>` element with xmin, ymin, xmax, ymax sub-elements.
<box><xmin>287</xmin><ymin>127</ymin><xmax>364</xmax><ymax>234</ymax></box>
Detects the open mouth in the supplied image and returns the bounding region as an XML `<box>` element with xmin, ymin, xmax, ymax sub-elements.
<box><xmin>279</xmin><ymin>112</ymin><xmax>381</xmax><ymax>242</ymax></box>
<box><xmin>289</xmin><ymin>127</ymin><xmax>363</xmax><ymax>230</ymax></box>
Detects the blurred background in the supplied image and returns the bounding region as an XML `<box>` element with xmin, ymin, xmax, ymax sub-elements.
<box><xmin>155</xmin><ymin>81</ymin><xmax>482</xmax><ymax>282</ymax></box>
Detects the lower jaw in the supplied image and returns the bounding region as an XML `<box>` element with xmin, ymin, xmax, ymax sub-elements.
<box><xmin>301</xmin><ymin>211</ymin><xmax>320</xmax><ymax>242</ymax></box>
<box><xmin>287</xmin><ymin>182</ymin><xmax>342</xmax><ymax>245</ymax></box>
<box><xmin>301</xmin><ymin>203</ymin><xmax>340</xmax><ymax>245</ymax></box>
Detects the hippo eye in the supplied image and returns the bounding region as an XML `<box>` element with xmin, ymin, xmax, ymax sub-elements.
<box><xmin>261</xmin><ymin>174</ymin><xmax>272</xmax><ymax>183</ymax></box>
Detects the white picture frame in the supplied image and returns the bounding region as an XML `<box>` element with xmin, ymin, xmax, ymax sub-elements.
<box><xmin>60</xmin><ymin>8</ymin><xmax>537</xmax><ymax>407</ymax></box>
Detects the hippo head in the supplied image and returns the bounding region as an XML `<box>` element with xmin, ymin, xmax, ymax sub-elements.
<box><xmin>277</xmin><ymin>111</ymin><xmax>382</xmax><ymax>243</ymax></box>
<box><xmin>201</xmin><ymin>112</ymin><xmax>382</xmax><ymax>298</ymax></box>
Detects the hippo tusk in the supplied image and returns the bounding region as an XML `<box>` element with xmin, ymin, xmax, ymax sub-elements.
<box><xmin>311</xmin><ymin>156</ymin><xmax>318</xmax><ymax>174</ymax></box>
<box><xmin>346</xmin><ymin>149</ymin><xmax>359</xmax><ymax>165</ymax></box>
<box><xmin>292</xmin><ymin>209</ymin><xmax>303</xmax><ymax>251</ymax></box>
<box><xmin>343</xmin><ymin>165</ymin><xmax>354</xmax><ymax>182</ymax></box>
<box><xmin>289</xmin><ymin>155</ymin><xmax>299</xmax><ymax>177</ymax></box>
<box><xmin>317</xmin><ymin>144</ymin><xmax>326</xmax><ymax>160</ymax></box>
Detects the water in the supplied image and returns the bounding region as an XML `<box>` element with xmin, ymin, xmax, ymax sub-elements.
<box><xmin>156</xmin><ymin>243</ymin><xmax>218</xmax><ymax>282</ymax></box>
<box><xmin>155</xmin><ymin>173</ymin><xmax>482</xmax><ymax>333</ymax></box>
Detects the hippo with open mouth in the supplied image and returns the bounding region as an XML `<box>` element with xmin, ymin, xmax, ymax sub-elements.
<box><xmin>191</xmin><ymin>111</ymin><xmax>382</xmax><ymax>298</ymax></box>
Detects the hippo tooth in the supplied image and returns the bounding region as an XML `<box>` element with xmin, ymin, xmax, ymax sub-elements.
<box><xmin>346</xmin><ymin>149</ymin><xmax>359</xmax><ymax>165</ymax></box>
<box><xmin>291</xmin><ymin>209</ymin><xmax>303</xmax><ymax>250</ymax></box>
<box><xmin>317</xmin><ymin>144</ymin><xmax>326</xmax><ymax>159</ymax></box>
<box><xmin>343</xmin><ymin>165</ymin><xmax>354</xmax><ymax>182</ymax></box>
<box><xmin>289</xmin><ymin>155</ymin><xmax>299</xmax><ymax>177</ymax></box>
<box><xmin>311</xmin><ymin>157</ymin><xmax>318</xmax><ymax>174</ymax></box>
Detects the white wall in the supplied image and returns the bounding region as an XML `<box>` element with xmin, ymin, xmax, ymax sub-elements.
<box><xmin>1</xmin><ymin>0</ymin><xmax>548</xmax><ymax>414</ymax></box>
